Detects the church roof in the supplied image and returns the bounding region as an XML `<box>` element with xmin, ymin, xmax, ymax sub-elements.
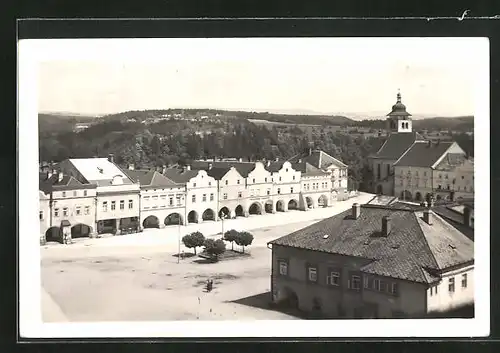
<box><xmin>387</xmin><ymin>91</ymin><xmax>412</xmax><ymax>117</ymax></box>
<box><xmin>394</xmin><ymin>141</ymin><xmax>454</xmax><ymax>168</ymax></box>
<box><xmin>372</xmin><ymin>132</ymin><xmax>422</xmax><ymax>160</ymax></box>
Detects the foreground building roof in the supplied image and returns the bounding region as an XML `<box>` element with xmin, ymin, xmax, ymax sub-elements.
<box><xmin>269</xmin><ymin>204</ymin><xmax>473</xmax><ymax>284</ymax></box>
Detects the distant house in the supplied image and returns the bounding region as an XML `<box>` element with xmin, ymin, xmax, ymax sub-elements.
<box><xmin>73</xmin><ymin>123</ymin><xmax>91</xmax><ymax>132</ymax></box>
<box><xmin>268</xmin><ymin>203</ymin><xmax>474</xmax><ymax>318</ymax></box>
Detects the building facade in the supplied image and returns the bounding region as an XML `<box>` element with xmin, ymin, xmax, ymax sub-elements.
<box><xmin>268</xmin><ymin>203</ymin><xmax>474</xmax><ymax>318</ymax></box>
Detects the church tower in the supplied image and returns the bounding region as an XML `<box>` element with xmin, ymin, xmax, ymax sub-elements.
<box><xmin>386</xmin><ymin>89</ymin><xmax>412</xmax><ymax>133</ymax></box>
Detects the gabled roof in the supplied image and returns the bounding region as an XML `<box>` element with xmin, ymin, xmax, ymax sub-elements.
<box><xmin>68</xmin><ymin>158</ymin><xmax>134</xmax><ymax>185</ymax></box>
<box><xmin>269</xmin><ymin>205</ymin><xmax>473</xmax><ymax>283</ymax></box>
<box><xmin>207</xmin><ymin>166</ymin><xmax>233</xmax><ymax>180</ymax></box>
<box><xmin>393</xmin><ymin>141</ymin><xmax>455</xmax><ymax>168</ymax></box>
<box><xmin>163</xmin><ymin>167</ymin><xmax>199</xmax><ymax>184</ymax></box>
<box><xmin>434</xmin><ymin>153</ymin><xmax>472</xmax><ymax>171</ymax></box>
<box><xmin>290</xmin><ymin>161</ymin><xmax>329</xmax><ymax>177</ymax></box>
<box><xmin>39</xmin><ymin>172</ymin><xmax>95</xmax><ymax>193</ymax></box>
<box><xmin>432</xmin><ymin>204</ymin><xmax>474</xmax><ymax>241</ymax></box>
<box><xmin>191</xmin><ymin>161</ymin><xmax>256</xmax><ymax>177</ymax></box>
<box><xmin>371</xmin><ymin>132</ymin><xmax>423</xmax><ymax>160</ymax></box>
<box><xmin>288</xmin><ymin>149</ymin><xmax>347</xmax><ymax>169</ymax></box>
<box><xmin>123</xmin><ymin>169</ymin><xmax>179</xmax><ymax>188</ymax></box>
<box><xmin>265</xmin><ymin>161</ymin><xmax>286</xmax><ymax>173</ymax></box>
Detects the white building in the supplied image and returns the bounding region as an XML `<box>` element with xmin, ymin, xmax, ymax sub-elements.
<box><xmin>265</xmin><ymin>160</ymin><xmax>302</xmax><ymax>213</ymax></box>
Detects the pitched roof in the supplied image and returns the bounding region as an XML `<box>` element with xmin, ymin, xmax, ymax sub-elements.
<box><xmin>394</xmin><ymin>141</ymin><xmax>454</xmax><ymax>168</ymax></box>
<box><xmin>290</xmin><ymin>162</ymin><xmax>329</xmax><ymax>176</ymax></box>
<box><xmin>372</xmin><ymin>132</ymin><xmax>423</xmax><ymax>160</ymax></box>
<box><xmin>123</xmin><ymin>169</ymin><xmax>179</xmax><ymax>188</ymax></box>
<box><xmin>163</xmin><ymin>167</ymin><xmax>199</xmax><ymax>184</ymax></box>
<box><xmin>39</xmin><ymin>172</ymin><xmax>94</xmax><ymax>193</ymax></box>
<box><xmin>432</xmin><ymin>204</ymin><xmax>474</xmax><ymax>241</ymax></box>
<box><xmin>68</xmin><ymin>158</ymin><xmax>134</xmax><ymax>185</ymax></box>
<box><xmin>191</xmin><ymin>161</ymin><xmax>256</xmax><ymax>177</ymax></box>
<box><xmin>207</xmin><ymin>166</ymin><xmax>232</xmax><ymax>180</ymax></box>
<box><xmin>269</xmin><ymin>205</ymin><xmax>473</xmax><ymax>283</ymax></box>
<box><xmin>288</xmin><ymin>150</ymin><xmax>347</xmax><ymax>169</ymax></box>
<box><xmin>265</xmin><ymin>161</ymin><xmax>286</xmax><ymax>173</ymax></box>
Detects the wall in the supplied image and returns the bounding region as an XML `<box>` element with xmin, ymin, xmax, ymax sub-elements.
<box><xmin>433</xmin><ymin>159</ymin><xmax>474</xmax><ymax>200</ymax></box>
<box><xmin>246</xmin><ymin>162</ymin><xmax>274</xmax><ymax>212</ymax></box>
<box><xmin>140</xmin><ymin>186</ymin><xmax>186</xmax><ymax>226</ymax></box>
<box><xmin>271</xmin><ymin>245</ymin><xmax>428</xmax><ymax>318</ymax></box>
<box><xmin>369</xmin><ymin>158</ymin><xmax>396</xmax><ymax>196</ymax></box>
<box><xmin>39</xmin><ymin>191</ymin><xmax>51</xmax><ymax>241</ymax></box>
<box><xmin>185</xmin><ymin>170</ymin><xmax>219</xmax><ymax>222</ymax></box>
<box><xmin>394</xmin><ymin>166</ymin><xmax>433</xmax><ymax>201</ymax></box>
<box><xmin>270</xmin><ymin>162</ymin><xmax>302</xmax><ymax>211</ymax></box>
<box><xmin>49</xmin><ymin>187</ymin><xmax>97</xmax><ymax>231</ymax></box>
<box><xmin>218</xmin><ymin>167</ymin><xmax>248</xmax><ymax>216</ymax></box>
<box><xmin>300</xmin><ymin>174</ymin><xmax>332</xmax><ymax>209</ymax></box>
<box><xmin>96</xmin><ymin>190</ymin><xmax>140</xmax><ymax>222</ymax></box>
<box><xmin>427</xmin><ymin>265</ymin><xmax>474</xmax><ymax>313</ymax></box>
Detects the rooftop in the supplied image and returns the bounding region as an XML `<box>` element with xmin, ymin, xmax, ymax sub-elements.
<box><xmin>69</xmin><ymin>158</ymin><xmax>134</xmax><ymax>186</ymax></box>
<box><xmin>163</xmin><ymin>167</ymin><xmax>200</xmax><ymax>184</ymax></box>
<box><xmin>191</xmin><ymin>161</ymin><xmax>256</xmax><ymax>178</ymax></box>
<box><xmin>288</xmin><ymin>149</ymin><xmax>347</xmax><ymax>170</ymax></box>
<box><xmin>123</xmin><ymin>169</ymin><xmax>180</xmax><ymax>188</ymax></box>
<box><xmin>394</xmin><ymin>141</ymin><xmax>455</xmax><ymax>168</ymax></box>
<box><xmin>372</xmin><ymin>132</ymin><xmax>424</xmax><ymax>160</ymax></box>
<box><xmin>269</xmin><ymin>204</ymin><xmax>473</xmax><ymax>283</ymax></box>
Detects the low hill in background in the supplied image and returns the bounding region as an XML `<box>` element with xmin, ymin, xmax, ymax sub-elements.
<box><xmin>39</xmin><ymin>113</ymin><xmax>97</xmax><ymax>133</ymax></box>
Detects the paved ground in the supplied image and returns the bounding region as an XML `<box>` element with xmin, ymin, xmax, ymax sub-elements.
<box><xmin>41</xmin><ymin>193</ymin><xmax>374</xmax><ymax>322</ymax></box>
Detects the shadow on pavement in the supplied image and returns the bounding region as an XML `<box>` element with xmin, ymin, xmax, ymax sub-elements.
<box><xmin>228</xmin><ymin>291</ymin><xmax>307</xmax><ymax>319</ymax></box>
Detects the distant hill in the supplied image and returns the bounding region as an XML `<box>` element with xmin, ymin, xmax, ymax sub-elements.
<box><xmin>38</xmin><ymin>113</ymin><xmax>97</xmax><ymax>134</ymax></box>
<box><xmin>412</xmin><ymin>116</ymin><xmax>474</xmax><ymax>131</ymax></box>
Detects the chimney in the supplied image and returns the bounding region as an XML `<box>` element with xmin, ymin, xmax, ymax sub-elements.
<box><xmin>352</xmin><ymin>203</ymin><xmax>360</xmax><ymax>219</ymax></box>
<box><xmin>298</xmin><ymin>159</ymin><xmax>302</xmax><ymax>163</ymax></box>
<box><xmin>186</xmin><ymin>165</ymin><xmax>191</xmax><ymax>171</ymax></box>
<box><xmin>428</xmin><ymin>140</ymin><xmax>432</xmax><ymax>148</ymax></box>
<box><xmin>58</xmin><ymin>171</ymin><xmax>63</xmax><ymax>182</ymax></box>
<box><xmin>275</xmin><ymin>157</ymin><xmax>279</xmax><ymax>162</ymax></box>
<box><xmin>128</xmin><ymin>164</ymin><xmax>135</xmax><ymax>170</ymax></box>
<box><xmin>108</xmin><ymin>153</ymin><xmax>114</xmax><ymax>163</ymax></box>
<box><xmin>423</xmin><ymin>210</ymin><xmax>432</xmax><ymax>225</ymax></box>
<box><xmin>162</xmin><ymin>165</ymin><xmax>167</xmax><ymax>174</ymax></box>
<box><xmin>208</xmin><ymin>163</ymin><xmax>213</xmax><ymax>170</ymax></box>
<box><xmin>381</xmin><ymin>216</ymin><xmax>391</xmax><ymax>236</ymax></box>
<box><xmin>239</xmin><ymin>158</ymin><xmax>243</xmax><ymax>162</ymax></box>
<box><xmin>309</xmin><ymin>147</ymin><xmax>312</xmax><ymax>156</ymax></box>
<box><xmin>46</xmin><ymin>170</ymin><xmax>52</xmax><ymax>180</ymax></box>
<box><xmin>463</xmin><ymin>206</ymin><xmax>472</xmax><ymax>227</ymax></box>
<box><xmin>267</xmin><ymin>160</ymin><xmax>271</xmax><ymax>167</ymax></box>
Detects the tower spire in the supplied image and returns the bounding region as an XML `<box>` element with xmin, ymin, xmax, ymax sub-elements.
<box><xmin>396</xmin><ymin>88</ymin><xmax>401</xmax><ymax>103</ymax></box>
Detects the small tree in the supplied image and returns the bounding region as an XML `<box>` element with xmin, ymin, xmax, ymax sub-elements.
<box><xmin>234</xmin><ymin>231</ymin><xmax>254</xmax><ymax>254</ymax></box>
<box><xmin>203</xmin><ymin>238</ymin><xmax>226</xmax><ymax>262</ymax></box>
<box><xmin>182</xmin><ymin>231</ymin><xmax>205</xmax><ymax>255</ymax></box>
<box><xmin>223</xmin><ymin>229</ymin><xmax>239</xmax><ymax>251</ymax></box>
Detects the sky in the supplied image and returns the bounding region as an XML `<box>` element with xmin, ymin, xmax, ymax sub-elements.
<box><xmin>36</xmin><ymin>38</ymin><xmax>487</xmax><ymax>118</ymax></box>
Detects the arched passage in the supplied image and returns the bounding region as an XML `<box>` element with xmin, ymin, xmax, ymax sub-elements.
<box><xmin>71</xmin><ymin>223</ymin><xmax>91</xmax><ymax>238</ymax></box>
<box><xmin>376</xmin><ymin>184</ymin><xmax>383</xmax><ymax>195</ymax></box>
<box><xmin>45</xmin><ymin>226</ymin><xmax>63</xmax><ymax>243</ymax></box>
<box><xmin>248</xmin><ymin>202</ymin><xmax>262</xmax><ymax>215</ymax></box>
<box><xmin>188</xmin><ymin>210</ymin><xmax>198</xmax><ymax>224</ymax></box>
<box><xmin>235</xmin><ymin>205</ymin><xmax>245</xmax><ymax>217</ymax></box>
<box><xmin>164</xmin><ymin>213</ymin><xmax>183</xmax><ymax>226</ymax></box>
<box><xmin>305</xmin><ymin>197</ymin><xmax>314</xmax><ymax>209</ymax></box>
<box><xmin>219</xmin><ymin>207</ymin><xmax>230</xmax><ymax>219</ymax></box>
<box><xmin>143</xmin><ymin>215</ymin><xmax>160</xmax><ymax>229</ymax></box>
<box><xmin>415</xmin><ymin>192</ymin><xmax>422</xmax><ymax>202</ymax></box>
<box><xmin>436</xmin><ymin>194</ymin><xmax>442</xmax><ymax>201</ymax></box>
<box><xmin>318</xmin><ymin>195</ymin><xmax>328</xmax><ymax>208</ymax></box>
<box><xmin>276</xmin><ymin>200</ymin><xmax>285</xmax><ymax>212</ymax></box>
<box><xmin>401</xmin><ymin>190</ymin><xmax>412</xmax><ymax>201</ymax></box>
<box><xmin>202</xmin><ymin>208</ymin><xmax>215</xmax><ymax>221</ymax></box>
<box><xmin>288</xmin><ymin>199</ymin><xmax>298</xmax><ymax>210</ymax></box>
<box><xmin>264</xmin><ymin>200</ymin><xmax>274</xmax><ymax>213</ymax></box>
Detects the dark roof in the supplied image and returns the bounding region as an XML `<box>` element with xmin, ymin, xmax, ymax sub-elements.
<box><xmin>394</xmin><ymin>141</ymin><xmax>454</xmax><ymax>168</ymax></box>
<box><xmin>372</xmin><ymin>132</ymin><xmax>423</xmax><ymax>160</ymax></box>
<box><xmin>123</xmin><ymin>169</ymin><xmax>179</xmax><ymax>188</ymax></box>
<box><xmin>269</xmin><ymin>205</ymin><xmax>473</xmax><ymax>283</ymax></box>
<box><xmin>265</xmin><ymin>161</ymin><xmax>285</xmax><ymax>173</ymax></box>
<box><xmin>288</xmin><ymin>150</ymin><xmax>347</xmax><ymax>169</ymax></box>
<box><xmin>388</xmin><ymin>201</ymin><xmax>426</xmax><ymax>211</ymax></box>
<box><xmin>163</xmin><ymin>167</ymin><xmax>199</xmax><ymax>184</ymax></box>
<box><xmin>191</xmin><ymin>161</ymin><xmax>256</xmax><ymax>177</ymax></box>
<box><xmin>432</xmin><ymin>205</ymin><xmax>474</xmax><ymax>241</ymax></box>
<box><xmin>207</xmin><ymin>166</ymin><xmax>232</xmax><ymax>180</ymax></box>
<box><xmin>39</xmin><ymin>172</ymin><xmax>95</xmax><ymax>193</ymax></box>
<box><xmin>289</xmin><ymin>162</ymin><xmax>329</xmax><ymax>176</ymax></box>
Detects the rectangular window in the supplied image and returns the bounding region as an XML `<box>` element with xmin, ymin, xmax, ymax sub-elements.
<box><xmin>379</xmin><ymin>280</ymin><xmax>388</xmax><ymax>292</ymax></box>
<box><xmin>329</xmin><ymin>271</ymin><xmax>340</xmax><ymax>286</ymax></box>
<box><xmin>225</xmin><ymin>180</ymin><xmax>228</xmax><ymax>185</ymax></box>
<box><xmin>237</xmin><ymin>179</ymin><xmax>240</xmax><ymax>184</ymax></box>
<box><xmin>111</xmin><ymin>201</ymin><xmax>116</xmax><ymax>211</ymax></box>
<box><xmin>54</xmin><ymin>208</ymin><xmax>59</xmax><ymax>217</ymax></box>
<box><xmin>279</xmin><ymin>177</ymin><xmax>282</xmax><ymax>182</ymax></box>
<box><xmin>223</xmin><ymin>193</ymin><xmax>228</xmax><ymax>200</ymax></box>
<box><xmin>63</xmin><ymin>207</ymin><xmax>69</xmax><ymax>217</ymax></box>
<box><xmin>293</xmin><ymin>175</ymin><xmax>295</xmax><ymax>180</ymax></box>
<box><xmin>265</xmin><ymin>177</ymin><xmax>267</xmax><ymax>182</ymax></box>
<box><xmin>128</xmin><ymin>200</ymin><xmax>133</xmax><ymax>209</ymax></box>
<box><xmin>202</xmin><ymin>194</ymin><xmax>207</xmax><ymax>202</ymax></box>
<box><xmin>267</xmin><ymin>189</ymin><xmax>271</xmax><ymax>195</ymax></box>
<box><xmin>308</xmin><ymin>267</ymin><xmax>318</xmax><ymax>282</ymax></box>
<box><xmin>278</xmin><ymin>260</ymin><xmax>288</xmax><ymax>276</ymax></box>
<box><xmin>192</xmin><ymin>195</ymin><xmax>196</xmax><ymax>203</ymax></box>
<box><xmin>84</xmin><ymin>190</ymin><xmax>88</xmax><ymax>197</ymax></box>
<box><xmin>169</xmin><ymin>197</ymin><xmax>174</xmax><ymax>206</ymax></box>
<box><xmin>253</xmin><ymin>178</ymin><xmax>255</xmax><ymax>183</ymax></box>
<box><xmin>391</xmin><ymin>282</ymin><xmax>398</xmax><ymax>296</ymax></box>
<box><xmin>152</xmin><ymin>195</ymin><xmax>158</xmax><ymax>200</ymax></box>
<box><xmin>160</xmin><ymin>195</ymin><xmax>166</xmax><ymax>200</ymax></box>
<box><xmin>449</xmin><ymin>277</ymin><xmax>455</xmax><ymax>293</ymax></box>
<box><xmin>208</xmin><ymin>182</ymin><xmax>211</xmax><ymax>186</ymax></box>
<box><xmin>61</xmin><ymin>191</ymin><xmax>66</xmax><ymax>197</ymax></box>
<box><xmin>238</xmin><ymin>191</ymin><xmax>242</xmax><ymax>198</ymax></box>
<box><xmin>73</xmin><ymin>191</ymin><xmax>77</xmax><ymax>197</ymax></box>
<box><xmin>290</xmin><ymin>187</ymin><xmax>294</xmax><ymax>194</ymax></box>
<box><xmin>210</xmin><ymin>193</ymin><xmax>214</xmax><ymax>201</ymax></box>
<box><xmin>277</xmin><ymin>188</ymin><xmax>281</xmax><ymax>194</ymax></box>
<box><xmin>84</xmin><ymin>206</ymin><xmax>90</xmax><ymax>215</ymax></box>
<box><xmin>461</xmin><ymin>274</ymin><xmax>468</xmax><ymax>288</ymax></box>
<box><xmin>102</xmin><ymin>202</ymin><xmax>108</xmax><ymax>212</ymax></box>
<box><xmin>118</xmin><ymin>200</ymin><xmax>124</xmax><ymax>210</ymax></box>
<box><xmin>76</xmin><ymin>206</ymin><xmax>81</xmax><ymax>215</ymax></box>
<box><xmin>39</xmin><ymin>211</ymin><xmax>44</xmax><ymax>220</ymax></box>
<box><xmin>349</xmin><ymin>275</ymin><xmax>361</xmax><ymax>290</ymax></box>
<box><xmin>193</xmin><ymin>182</ymin><xmax>197</xmax><ymax>187</ymax></box>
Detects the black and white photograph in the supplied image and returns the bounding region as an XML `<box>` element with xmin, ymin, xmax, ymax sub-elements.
<box><xmin>18</xmin><ymin>36</ymin><xmax>489</xmax><ymax>338</ymax></box>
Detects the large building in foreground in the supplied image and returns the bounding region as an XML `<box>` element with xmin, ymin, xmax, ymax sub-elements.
<box><xmin>268</xmin><ymin>203</ymin><xmax>474</xmax><ymax>318</ymax></box>
<box><xmin>368</xmin><ymin>91</ymin><xmax>474</xmax><ymax>201</ymax></box>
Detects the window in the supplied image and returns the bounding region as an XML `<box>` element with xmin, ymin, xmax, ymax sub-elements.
<box><xmin>73</xmin><ymin>191</ymin><xmax>77</xmax><ymax>197</ymax></box>
<box><xmin>128</xmin><ymin>200</ymin><xmax>133</xmax><ymax>209</ymax></box>
<box><xmin>373</xmin><ymin>278</ymin><xmax>380</xmax><ymax>291</ymax></box>
<box><xmin>169</xmin><ymin>197</ymin><xmax>174</xmax><ymax>206</ymax></box>
<box><xmin>286</xmin><ymin>168</ymin><xmax>289</xmax><ymax>172</ymax></box>
<box><xmin>76</xmin><ymin>206</ymin><xmax>81</xmax><ymax>215</ymax></box>
<box><xmin>202</xmin><ymin>194</ymin><xmax>207</xmax><ymax>202</ymax></box>
<box><xmin>387</xmin><ymin>164</ymin><xmax>390</xmax><ymax>176</ymax></box>
<box><xmin>277</xmin><ymin>188</ymin><xmax>281</xmax><ymax>194</ymax></box>
<box><xmin>120</xmin><ymin>200</ymin><xmax>125</xmax><ymax>210</ymax></box>
<box><xmin>238</xmin><ymin>191</ymin><xmax>242</xmax><ymax>198</ymax></box>
<box><xmin>391</xmin><ymin>283</ymin><xmax>398</xmax><ymax>295</ymax></box>
<box><xmin>278</xmin><ymin>260</ymin><xmax>288</xmax><ymax>276</ymax></box>
<box><xmin>267</xmin><ymin>189</ymin><xmax>271</xmax><ymax>195</ymax></box>
<box><xmin>152</xmin><ymin>195</ymin><xmax>158</xmax><ymax>200</ymax></box>
<box><xmin>461</xmin><ymin>175</ymin><xmax>465</xmax><ymax>179</ymax></box>
<box><xmin>253</xmin><ymin>178</ymin><xmax>255</xmax><ymax>183</ymax></box>
<box><xmin>210</xmin><ymin>193</ymin><xmax>214</xmax><ymax>201</ymax></box>
<box><xmin>377</xmin><ymin>164</ymin><xmax>381</xmax><ymax>180</ymax></box>
<box><xmin>84</xmin><ymin>206</ymin><xmax>90</xmax><ymax>215</ymax></box>
<box><xmin>237</xmin><ymin>179</ymin><xmax>240</xmax><ymax>184</ymax></box>
<box><xmin>39</xmin><ymin>211</ymin><xmax>44</xmax><ymax>220</ymax></box>
<box><xmin>176</xmin><ymin>195</ymin><xmax>182</xmax><ymax>205</ymax></box>
<box><xmin>379</xmin><ymin>280</ymin><xmax>388</xmax><ymax>292</ymax></box>
<box><xmin>192</xmin><ymin>195</ymin><xmax>196</xmax><ymax>203</ymax></box>
<box><xmin>439</xmin><ymin>174</ymin><xmax>442</xmax><ymax>179</ymax></box>
<box><xmin>293</xmin><ymin>175</ymin><xmax>295</xmax><ymax>180</ymax></box>
<box><xmin>349</xmin><ymin>275</ymin><xmax>361</xmax><ymax>290</ymax></box>
<box><xmin>265</xmin><ymin>177</ymin><xmax>267</xmax><ymax>182</ymax></box>
<box><xmin>445</xmin><ymin>174</ymin><xmax>448</xmax><ymax>179</ymax></box>
<box><xmin>54</xmin><ymin>208</ymin><xmax>59</xmax><ymax>217</ymax></box>
<box><xmin>225</xmin><ymin>180</ymin><xmax>228</xmax><ymax>185</ymax></box>
<box><xmin>63</xmin><ymin>207</ymin><xmax>69</xmax><ymax>217</ymax></box>
<box><xmin>308</xmin><ymin>267</ymin><xmax>318</xmax><ymax>282</ymax></box>
<box><xmin>424</xmin><ymin>171</ymin><xmax>427</xmax><ymax>177</ymax></box>
<box><xmin>102</xmin><ymin>202</ymin><xmax>108</xmax><ymax>212</ymax></box>
<box><xmin>461</xmin><ymin>274</ymin><xmax>468</xmax><ymax>288</ymax></box>
<box><xmin>290</xmin><ymin>187</ymin><xmax>294</xmax><ymax>194</ymax></box>
<box><xmin>111</xmin><ymin>201</ymin><xmax>116</xmax><ymax>211</ymax></box>
<box><xmin>329</xmin><ymin>271</ymin><xmax>340</xmax><ymax>286</ymax></box>
<box><xmin>193</xmin><ymin>182</ymin><xmax>197</xmax><ymax>187</ymax></box>
<box><xmin>223</xmin><ymin>193</ymin><xmax>228</xmax><ymax>200</ymax></box>
<box><xmin>62</xmin><ymin>191</ymin><xmax>66</xmax><ymax>197</ymax></box>
<box><xmin>449</xmin><ymin>277</ymin><xmax>455</xmax><ymax>293</ymax></box>
<box><xmin>279</xmin><ymin>177</ymin><xmax>282</xmax><ymax>182</ymax></box>
<box><xmin>161</xmin><ymin>195</ymin><xmax>166</xmax><ymax>200</ymax></box>
<box><xmin>208</xmin><ymin>182</ymin><xmax>211</xmax><ymax>186</ymax></box>
<box><xmin>84</xmin><ymin>190</ymin><xmax>88</xmax><ymax>196</ymax></box>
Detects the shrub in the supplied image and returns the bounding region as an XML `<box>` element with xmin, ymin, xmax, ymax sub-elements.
<box><xmin>234</xmin><ymin>231</ymin><xmax>254</xmax><ymax>253</ymax></box>
<box><xmin>203</xmin><ymin>238</ymin><xmax>226</xmax><ymax>261</ymax></box>
<box><xmin>182</xmin><ymin>231</ymin><xmax>205</xmax><ymax>254</ymax></box>
<box><xmin>223</xmin><ymin>229</ymin><xmax>239</xmax><ymax>250</ymax></box>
